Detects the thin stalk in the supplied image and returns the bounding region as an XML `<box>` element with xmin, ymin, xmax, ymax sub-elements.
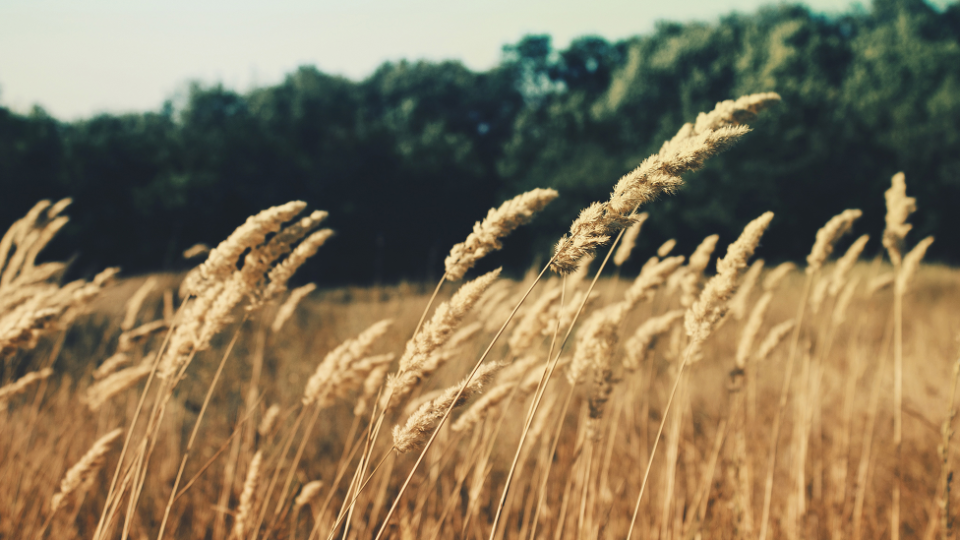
<box><xmin>625</xmin><ymin>348</ymin><xmax>693</xmax><ymax>540</ymax></box>
<box><xmin>892</xmin><ymin>259</ymin><xmax>904</xmax><ymax>540</ymax></box>
<box><xmin>157</xmin><ymin>313</ymin><xmax>248</xmax><ymax>539</ymax></box>
<box><xmin>371</xmin><ymin>253</ymin><xmax>558</xmax><ymax>540</ymax></box>
<box><xmin>757</xmin><ymin>273</ymin><xmax>814</xmax><ymax>540</ymax></box>
<box><xmin>489</xmin><ymin>225</ymin><xmax>630</xmax><ymax>540</ymax></box>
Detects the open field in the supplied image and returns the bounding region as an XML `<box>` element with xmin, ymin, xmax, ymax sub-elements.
<box><xmin>2</xmin><ymin>93</ymin><xmax>958</xmax><ymax>540</ymax></box>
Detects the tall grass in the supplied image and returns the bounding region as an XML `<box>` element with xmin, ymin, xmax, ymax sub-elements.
<box><xmin>1</xmin><ymin>93</ymin><xmax>958</xmax><ymax>540</ymax></box>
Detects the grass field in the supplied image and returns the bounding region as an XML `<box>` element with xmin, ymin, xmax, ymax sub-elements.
<box><xmin>2</xmin><ymin>92</ymin><xmax>958</xmax><ymax>540</ymax></box>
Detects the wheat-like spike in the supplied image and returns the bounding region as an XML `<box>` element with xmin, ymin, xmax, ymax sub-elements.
<box><xmin>883</xmin><ymin>172</ymin><xmax>917</xmax><ymax>266</ymax></box>
<box><xmin>10</xmin><ymin>262</ymin><xmax>67</xmax><ymax>288</ymax></box>
<box><xmin>271</xmin><ymin>283</ymin><xmax>316</xmax><ymax>333</ymax></box>
<box><xmin>47</xmin><ymin>197</ymin><xmax>72</xmax><ymax>219</ymax></box>
<box><xmin>763</xmin><ymin>262</ymin><xmax>796</xmax><ymax>291</ymax></box>
<box><xmin>755</xmin><ymin>319</ymin><xmax>795</xmax><ymax>362</ymax></box>
<box><xmin>158</xmin><ymin>281</ymin><xmax>224</xmax><ymax>378</ymax></box>
<box><xmin>896</xmin><ymin>236</ymin><xmax>934</xmax><ymax>295</ymax></box>
<box><xmin>303</xmin><ymin>319</ymin><xmax>393</xmax><ymax>406</ymax></box>
<box><xmin>382</xmin><ymin>270</ymin><xmax>499</xmax><ymax>409</ymax></box>
<box><xmin>445</xmin><ymin>188</ymin><xmax>558</xmax><ymax>281</ymax></box>
<box><xmin>657</xmin><ymin>239</ymin><xmax>677</xmax><ymax>258</ymax></box>
<box><xmin>0</xmin><ymin>367</ymin><xmax>53</xmax><ymax>405</ymax></box>
<box><xmin>121</xmin><ymin>277</ymin><xmax>158</xmax><ymax>331</ymax></box>
<box><xmin>552</xmin><ymin>94</ymin><xmax>778</xmax><ymax>275</ymax></box>
<box><xmin>807</xmin><ymin>209</ymin><xmax>862</xmax><ymax>274</ymax></box>
<box><xmin>685</xmin><ymin>212</ymin><xmax>774</xmax><ymax>358</ymax></box>
<box><xmin>728</xmin><ymin>259</ymin><xmax>765</xmax><ymax>320</ymax></box>
<box><xmin>613</xmin><ymin>213</ymin><xmax>648</xmax><ymax>267</ymax></box>
<box><xmin>451</xmin><ymin>381</ymin><xmax>514</xmax><ymax>434</ymax></box>
<box><xmin>623</xmin><ymin>310</ymin><xmax>685</xmax><ymax>371</ymax></box>
<box><xmin>552</xmin><ymin>203</ymin><xmax>611</xmax><ymax>275</ymax></box>
<box><xmin>680</xmin><ymin>235</ymin><xmax>720</xmax><ymax>307</ymax></box>
<box><xmin>262</xmin><ymin>229</ymin><xmax>333</xmax><ymax>301</ymax></box>
<box><xmin>258</xmin><ymin>404</ymin><xmax>282</xmax><ymax>438</ymax></box>
<box><xmin>832</xmin><ymin>277</ymin><xmax>861</xmax><ymax>326</ymax></box>
<box><xmin>20</xmin><ymin>216</ymin><xmax>69</xmax><ymax>276</ymax></box>
<box><xmin>93</xmin><ymin>352</ymin><xmax>130</xmax><ymax>380</ymax></box>
<box><xmin>182</xmin><ymin>201</ymin><xmax>307</xmax><ymax>296</ymax></box>
<box><xmin>452</xmin><ymin>359</ymin><xmax>546</xmax><ymax>434</ymax></box>
<box><xmin>294</xmin><ymin>480</ymin><xmax>324</xmax><ymax>513</ymax></box>
<box><xmin>392</xmin><ymin>362</ymin><xmax>502</xmax><ymax>453</ymax></box>
<box><xmin>182</xmin><ymin>243</ymin><xmax>210</xmax><ymax>259</ymax></box>
<box><xmin>84</xmin><ymin>365</ymin><xmax>151</xmax><ymax>411</ymax></box>
<box><xmin>568</xmin><ymin>303</ymin><xmax>625</xmax><ymax>386</ymax></box>
<box><xmin>0</xmin><ymin>200</ymin><xmax>52</xmax><ymax>286</ymax></box>
<box><xmin>828</xmin><ymin>235</ymin><xmax>870</xmax><ymax>296</ymax></box>
<box><xmin>736</xmin><ymin>292</ymin><xmax>773</xmax><ymax>369</ymax></box>
<box><xmin>50</xmin><ymin>428</ymin><xmax>123</xmax><ymax>514</ymax></box>
<box><xmin>624</xmin><ymin>255</ymin><xmax>685</xmax><ymax>308</ymax></box>
<box><xmin>117</xmin><ymin>319</ymin><xmax>169</xmax><ymax>353</ymax></box>
<box><xmin>231</xmin><ymin>451</ymin><xmax>263</xmax><ymax>540</ymax></box>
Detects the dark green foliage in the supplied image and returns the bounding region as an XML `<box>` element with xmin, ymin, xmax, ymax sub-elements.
<box><xmin>1</xmin><ymin>0</ymin><xmax>958</xmax><ymax>284</ymax></box>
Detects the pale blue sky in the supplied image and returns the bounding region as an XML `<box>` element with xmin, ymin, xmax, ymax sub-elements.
<box><xmin>0</xmin><ymin>0</ymin><xmax>896</xmax><ymax>119</ymax></box>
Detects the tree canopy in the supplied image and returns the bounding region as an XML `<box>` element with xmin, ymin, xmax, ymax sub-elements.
<box><xmin>2</xmin><ymin>0</ymin><xmax>958</xmax><ymax>283</ymax></box>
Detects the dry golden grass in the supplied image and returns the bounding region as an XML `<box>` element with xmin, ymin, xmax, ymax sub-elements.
<box><xmin>3</xmin><ymin>93</ymin><xmax>960</xmax><ymax>540</ymax></box>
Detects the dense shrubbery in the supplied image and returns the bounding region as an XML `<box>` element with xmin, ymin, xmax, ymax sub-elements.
<box><xmin>2</xmin><ymin>0</ymin><xmax>959</xmax><ymax>283</ymax></box>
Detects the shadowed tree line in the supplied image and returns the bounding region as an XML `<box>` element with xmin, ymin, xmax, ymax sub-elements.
<box><xmin>2</xmin><ymin>0</ymin><xmax>959</xmax><ymax>284</ymax></box>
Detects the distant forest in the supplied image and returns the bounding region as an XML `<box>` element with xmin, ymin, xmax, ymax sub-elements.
<box><xmin>2</xmin><ymin>0</ymin><xmax>959</xmax><ymax>284</ymax></box>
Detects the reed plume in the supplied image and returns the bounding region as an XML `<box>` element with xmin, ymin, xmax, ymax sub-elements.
<box><xmin>763</xmin><ymin>262</ymin><xmax>796</xmax><ymax>291</ymax></box>
<box><xmin>303</xmin><ymin>319</ymin><xmax>393</xmax><ymax>406</ymax></box>
<box><xmin>807</xmin><ymin>209</ymin><xmax>862</xmax><ymax>274</ymax></box>
<box><xmin>392</xmin><ymin>361</ymin><xmax>501</xmax><ymax>453</ymax></box>
<box><xmin>444</xmin><ymin>188</ymin><xmax>558</xmax><ymax>281</ymax></box>
<box><xmin>756</xmin><ymin>319</ymin><xmax>795</xmax><ymax>362</ymax></box>
<box><xmin>271</xmin><ymin>283</ymin><xmax>316</xmax><ymax>333</ymax></box>
<box><xmin>83</xmin><ymin>365</ymin><xmax>151</xmax><ymax>411</ymax></box>
<box><xmin>679</xmin><ymin>235</ymin><xmax>720</xmax><ymax>307</ymax></box>
<box><xmin>685</xmin><ymin>212</ymin><xmax>774</xmax><ymax>356</ymax></box>
<box><xmin>383</xmin><ymin>269</ymin><xmax>500</xmax><ymax>409</ymax></box>
<box><xmin>181</xmin><ymin>201</ymin><xmax>308</xmax><ymax>296</ymax></box>
<box><xmin>729</xmin><ymin>259</ymin><xmax>765</xmax><ymax>320</ymax></box>
<box><xmin>657</xmin><ymin>238</ymin><xmax>677</xmax><ymax>258</ymax></box>
<box><xmin>258</xmin><ymin>404</ymin><xmax>282</xmax><ymax>437</ymax></box>
<box><xmin>551</xmin><ymin>93</ymin><xmax>779</xmax><ymax>274</ymax></box>
<box><xmin>0</xmin><ymin>367</ymin><xmax>53</xmax><ymax>406</ymax></box>
<box><xmin>122</xmin><ymin>277</ymin><xmax>157</xmax><ymax>331</ymax></box>
<box><xmin>896</xmin><ymin>236</ymin><xmax>934</xmax><ymax>294</ymax></box>
<box><xmin>623</xmin><ymin>310</ymin><xmax>684</xmax><ymax>370</ymax></box>
<box><xmin>883</xmin><ymin>172</ymin><xmax>916</xmax><ymax>265</ymax></box>
<box><xmin>231</xmin><ymin>451</ymin><xmax>263</xmax><ymax>540</ymax></box>
<box><xmin>92</xmin><ymin>352</ymin><xmax>130</xmax><ymax>380</ymax></box>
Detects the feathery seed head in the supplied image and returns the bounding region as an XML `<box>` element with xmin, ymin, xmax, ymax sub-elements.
<box><xmin>444</xmin><ymin>188</ymin><xmax>558</xmax><ymax>281</ymax></box>
<box><xmin>756</xmin><ymin>319</ymin><xmax>795</xmax><ymax>362</ymax></box>
<box><xmin>763</xmin><ymin>262</ymin><xmax>795</xmax><ymax>291</ymax></box>
<box><xmin>657</xmin><ymin>239</ymin><xmax>677</xmax><ymax>258</ymax></box>
<box><xmin>883</xmin><ymin>172</ymin><xmax>916</xmax><ymax>265</ymax></box>
<box><xmin>684</xmin><ymin>212</ymin><xmax>773</xmax><ymax>356</ymax></box>
<box><xmin>728</xmin><ymin>259</ymin><xmax>765</xmax><ymax>320</ymax></box>
<box><xmin>896</xmin><ymin>236</ymin><xmax>934</xmax><ymax>295</ymax></box>
<box><xmin>807</xmin><ymin>209</ymin><xmax>862</xmax><ymax>274</ymax></box>
<box><xmin>50</xmin><ymin>428</ymin><xmax>123</xmax><ymax>514</ymax></box>
<box><xmin>829</xmin><ymin>235</ymin><xmax>870</xmax><ymax>296</ymax></box>
<box><xmin>623</xmin><ymin>310</ymin><xmax>684</xmax><ymax>371</ymax></box>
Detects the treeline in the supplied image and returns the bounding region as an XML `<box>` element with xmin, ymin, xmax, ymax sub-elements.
<box><xmin>2</xmin><ymin>0</ymin><xmax>959</xmax><ymax>284</ymax></box>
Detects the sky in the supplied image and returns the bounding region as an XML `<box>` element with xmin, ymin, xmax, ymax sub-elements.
<box><xmin>0</xmin><ymin>0</ymin><xmax>900</xmax><ymax>120</ymax></box>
